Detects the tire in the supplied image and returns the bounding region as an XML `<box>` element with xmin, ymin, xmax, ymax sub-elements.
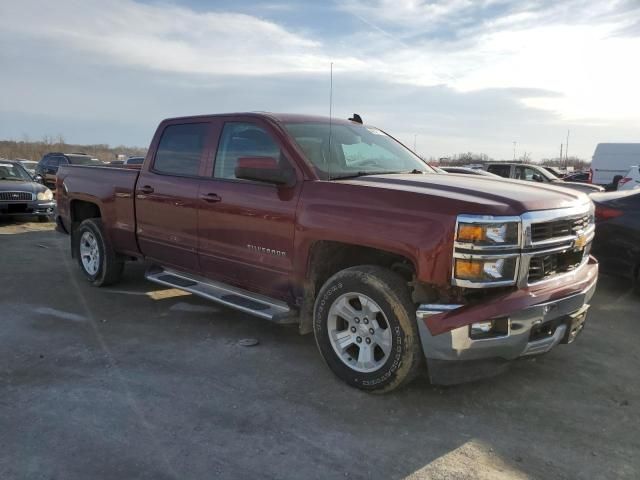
<box><xmin>73</xmin><ymin>218</ymin><xmax>124</xmax><ymax>286</ymax></box>
<box><xmin>313</xmin><ymin>265</ymin><xmax>422</xmax><ymax>393</ymax></box>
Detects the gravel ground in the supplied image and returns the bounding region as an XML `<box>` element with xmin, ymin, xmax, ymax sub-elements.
<box><xmin>1</xmin><ymin>219</ymin><xmax>638</xmax><ymax>479</ymax></box>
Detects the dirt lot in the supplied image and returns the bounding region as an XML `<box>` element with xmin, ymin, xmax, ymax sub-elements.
<box><xmin>1</xmin><ymin>219</ymin><xmax>639</xmax><ymax>480</ymax></box>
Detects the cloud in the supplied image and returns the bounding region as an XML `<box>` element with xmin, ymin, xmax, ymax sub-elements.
<box><xmin>1</xmin><ymin>0</ymin><xmax>639</xmax><ymax>160</ymax></box>
<box><xmin>0</xmin><ymin>0</ymin><xmax>364</xmax><ymax>76</ymax></box>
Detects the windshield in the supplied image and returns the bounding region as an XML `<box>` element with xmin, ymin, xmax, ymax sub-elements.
<box><xmin>0</xmin><ymin>162</ymin><xmax>32</xmax><ymax>181</ymax></box>
<box><xmin>284</xmin><ymin>122</ymin><xmax>433</xmax><ymax>180</ymax></box>
<box><xmin>68</xmin><ymin>155</ymin><xmax>102</xmax><ymax>165</ymax></box>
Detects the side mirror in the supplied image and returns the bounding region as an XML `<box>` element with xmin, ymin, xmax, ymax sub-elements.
<box><xmin>235</xmin><ymin>157</ymin><xmax>295</xmax><ymax>187</ymax></box>
<box><xmin>34</xmin><ymin>175</ymin><xmax>44</xmax><ymax>184</ymax></box>
<box><xmin>532</xmin><ymin>174</ymin><xmax>544</xmax><ymax>182</ymax></box>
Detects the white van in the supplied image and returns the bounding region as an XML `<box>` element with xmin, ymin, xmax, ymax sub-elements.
<box><xmin>591</xmin><ymin>143</ymin><xmax>640</xmax><ymax>185</ymax></box>
<box><xmin>618</xmin><ymin>166</ymin><xmax>640</xmax><ymax>191</ymax></box>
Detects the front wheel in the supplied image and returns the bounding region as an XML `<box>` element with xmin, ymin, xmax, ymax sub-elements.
<box><xmin>73</xmin><ymin>218</ymin><xmax>124</xmax><ymax>286</ymax></box>
<box><xmin>313</xmin><ymin>266</ymin><xmax>423</xmax><ymax>393</ymax></box>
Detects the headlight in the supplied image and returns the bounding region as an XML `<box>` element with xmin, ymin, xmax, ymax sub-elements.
<box><xmin>453</xmin><ymin>214</ymin><xmax>522</xmax><ymax>287</ymax></box>
<box><xmin>37</xmin><ymin>189</ymin><xmax>53</xmax><ymax>201</ymax></box>
<box><xmin>456</xmin><ymin>222</ymin><xmax>519</xmax><ymax>247</ymax></box>
<box><xmin>454</xmin><ymin>257</ymin><xmax>519</xmax><ymax>284</ymax></box>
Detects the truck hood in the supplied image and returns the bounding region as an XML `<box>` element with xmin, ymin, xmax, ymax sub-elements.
<box><xmin>340</xmin><ymin>173</ymin><xmax>589</xmax><ymax>214</ymax></box>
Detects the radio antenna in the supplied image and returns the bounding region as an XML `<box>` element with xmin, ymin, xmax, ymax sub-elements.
<box><xmin>328</xmin><ymin>62</ymin><xmax>333</xmax><ymax>181</ymax></box>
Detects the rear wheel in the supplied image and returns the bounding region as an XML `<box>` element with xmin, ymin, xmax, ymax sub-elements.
<box><xmin>313</xmin><ymin>266</ymin><xmax>422</xmax><ymax>393</ymax></box>
<box><xmin>73</xmin><ymin>218</ymin><xmax>124</xmax><ymax>286</ymax></box>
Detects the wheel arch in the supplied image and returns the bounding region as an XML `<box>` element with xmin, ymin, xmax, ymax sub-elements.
<box><xmin>69</xmin><ymin>200</ymin><xmax>102</xmax><ymax>259</ymax></box>
<box><xmin>297</xmin><ymin>240</ymin><xmax>417</xmax><ymax>335</ymax></box>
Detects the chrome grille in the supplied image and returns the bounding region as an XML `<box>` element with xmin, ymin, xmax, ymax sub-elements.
<box><xmin>528</xmin><ymin>250</ymin><xmax>584</xmax><ymax>282</ymax></box>
<box><xmin>0</xmin><ymin>191</ymin><xmax>32</xmax><ymax>201</ymax></box>
<box><xmin>530</xmin><ymin>214</ymin><xmax>590</xmax><ymax>242</ymax></box>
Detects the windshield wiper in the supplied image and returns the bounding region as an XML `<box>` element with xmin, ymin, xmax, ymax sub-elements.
<box><xmin>331</xmin><ymin>169</ymin><xmax>425</xmax><ymax>180</ymax></box>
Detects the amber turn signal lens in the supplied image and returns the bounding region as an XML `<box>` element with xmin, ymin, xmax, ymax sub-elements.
<box><xmin>457</xmin><ymin>224</ymin><xmax>485</xmax><ymax>242</ymax></box>
<box><xmin>454</xmin><ymin>259</ymin><xmax>483</xmax><ymax>279</ymax></box>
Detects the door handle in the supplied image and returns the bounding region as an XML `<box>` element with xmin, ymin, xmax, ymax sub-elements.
<box><xmin>139</xmin><ymin>185</ymin><xmax>154</xmax><ymax>194</ymax></box>
<box><xmin>200</xmin><ymin>192</ymin><xmax>222</xmax><ymax>203</ymax></box>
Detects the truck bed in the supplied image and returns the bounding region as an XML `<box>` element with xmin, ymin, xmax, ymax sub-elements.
<box><xmin>56</xmin><ymin>165</ymin><xmax>141</xmax><ymax>257</ymax></box>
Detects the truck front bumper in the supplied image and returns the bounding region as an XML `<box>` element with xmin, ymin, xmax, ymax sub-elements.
<box><xmin>417</xmin><ymin>256</ymin><xmax>598</xmax><ymax>385</ymax></box>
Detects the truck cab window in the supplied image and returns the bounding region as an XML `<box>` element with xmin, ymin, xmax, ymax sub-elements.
<box><xmin>154</xmin><ymin>123</ymin><xmax>208</xmax><ymax>176</ymax></box>
<box><xmin>214</xmin><ymin>122</ymin><xmax>281</xmax><ymax>180</ymax></box>
<box><xmin>516</xmin><ymin>166</ymin><xmax>544</xmax><ymax>182</ymax></box>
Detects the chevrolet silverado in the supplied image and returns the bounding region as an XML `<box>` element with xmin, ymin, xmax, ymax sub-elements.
<box><xmin>55</xmin><ymin>113</ymin><xmax>598</xmax><ymax>392</ymax></box>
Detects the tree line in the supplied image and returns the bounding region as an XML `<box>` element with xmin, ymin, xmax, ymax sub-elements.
<box><xmin>430</xmin><ymin>152</ymin><xmax>589</xmax><ymax>169</ymax></box>
<box><xmin>0</xmin><ymin>136</ymin><xmax>146</xmax><ymax>162</ymax></box>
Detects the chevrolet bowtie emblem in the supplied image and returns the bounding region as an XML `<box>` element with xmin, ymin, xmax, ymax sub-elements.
<box><xmin>574</xmin><ymin>233</ymin><xmax>588</xmax><ymax>249</ymax></box>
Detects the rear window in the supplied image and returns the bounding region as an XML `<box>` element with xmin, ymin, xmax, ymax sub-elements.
<box><xmin>154</xmin><ymin>123</ymin><xmax>208</xmax><ymax>176</ymax></box>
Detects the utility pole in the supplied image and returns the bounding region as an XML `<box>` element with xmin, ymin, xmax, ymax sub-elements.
<box><xmin>565</xmin><ymin>130</ymin><xmax>570</xmax><ymax>166</ymax></box>
<box><xmin>513</xmin><ymin>141</ymin><xmax>516</xmax><ymax>161</ymax></box>
<box><xmin>413</xmin><ymin>134</ymin><xmax>417</xmax><ymax>152</ymax></box>
<box><xmin>560</xmin><ymin>143</ymin><xmax>563</xmax><ymax>162</ymax></box>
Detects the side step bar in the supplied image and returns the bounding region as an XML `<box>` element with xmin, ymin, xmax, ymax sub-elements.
<box><xmin>145</xmin><ymin>267</ymin><xmax>298</xmax><ymax>324</ymax></box>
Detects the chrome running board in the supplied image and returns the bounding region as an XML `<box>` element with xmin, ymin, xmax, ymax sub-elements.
<box><xmin>145</xmin><ymin>267</ymin><xmax>297</xmax><ymax>324</ymax></box>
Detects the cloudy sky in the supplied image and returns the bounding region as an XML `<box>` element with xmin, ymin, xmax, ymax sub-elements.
<box><xmin>1</xmin><ymin>0</ymin><xmax>639</xmax><ymax>160</ymax></box>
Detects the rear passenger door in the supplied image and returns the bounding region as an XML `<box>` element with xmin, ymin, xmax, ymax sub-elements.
<box><xmin>197</xmin><ymin>118</ymin><xmax>301</xmax><ymax>301</ymax></box>
<box><xmin>135</xmin><ymin>121</ymin><xmax>213</xmax><ymax>273</ymax></box>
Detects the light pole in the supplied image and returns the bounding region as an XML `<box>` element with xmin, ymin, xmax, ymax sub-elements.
<box><xmin>513</xmin><ymin>141</ymin><xmax>516</xmax><ymax>161</ymax></box>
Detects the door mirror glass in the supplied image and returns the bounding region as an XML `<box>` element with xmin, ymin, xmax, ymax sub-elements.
<box><xmin>235</xmin><ymin>156</ymin><xmax>295</xmax><ymax>186</ymax></box>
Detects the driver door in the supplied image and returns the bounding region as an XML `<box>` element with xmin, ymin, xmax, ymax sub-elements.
<box><xmin>197</xmin><ymin>118</ymin><xmax>301</xmax><ymax>301</ymax></box>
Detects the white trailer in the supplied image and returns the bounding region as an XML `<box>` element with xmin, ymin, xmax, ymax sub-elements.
<box><xmin>591</xmin><ymin>143</ymin><xmax>640</xmax><ymax>185</ymax></box>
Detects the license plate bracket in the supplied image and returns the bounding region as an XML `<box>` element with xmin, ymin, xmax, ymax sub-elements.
<box><xmin>561</xmin><ymin>306</ymin><xmax>589</xmax><ymax>344</ymax></box>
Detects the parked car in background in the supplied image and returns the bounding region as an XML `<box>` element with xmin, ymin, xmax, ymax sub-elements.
<box><xmin>484</xmin><ymin>162</ymin><xmax>604</xmax><ymax>193</ymax></box>
<box><xmin>563</xmin><ymin>171</ymin><xmax>590</xmax><ymax>183</ymax></box>
<box><xmin>0</xmin><ymin>160</ymin><xmax>55</xmax><ymax>221</ymax></box>
<box><xmin>441</xmin><ymin>166</ymin><xmax>501</xmax><ymax>177</ymax></box>
<box><xmin>125</xmin><ymin>156</ymin><xmax>145</xmax><ymax>167</ymax></box>
<box><xmin>105</xmin><ymin>157</ymin><xmax>145</xmax><ymax>169</ymax></box>
<box><xmin>591</xmin><ymin>143</ymin><xmax>640</xmax><ymax>186</ymax></box>
<box><xmin>541</xmin><ymin>166</ymin><xmax>567</xmax><ymax>178</ymax></box>
<box><xmin>17</xmin><ymin>159</ymin><xmax>38</xmax><ymax>177</ymax></box>
<box><xmin>591</xmin><ymin>189</ymin><xmax>640</xmax><ymax>294</ymax></box>
<box><xmin>55</xmin><ymin>112</ymin><xmax>597</xmax><ymax>391</ymax></box>
<box><xmin>35</xmin><ymin>153</ymin><xmax>102</xmax><ymax>189</ymax></box>
<box><xmin>617</xmin><ymin>166</ymin><xmax>640</xmax><ymax>191</ymax></box>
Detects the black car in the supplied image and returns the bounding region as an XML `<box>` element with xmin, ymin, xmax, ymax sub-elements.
<box><xmin>591</xmin><ymin>189</ymin><xmax>640</xmax><ymax>293</ymax></box>
<box><xmin>35</xmin><ymin>152</ymin><xmax>102</xmax><ymax>189</ymax></box>
<box><xmin>0</xmin><ymin>160</ymin><xmax>56</xmax><ymax>221</ymax></box>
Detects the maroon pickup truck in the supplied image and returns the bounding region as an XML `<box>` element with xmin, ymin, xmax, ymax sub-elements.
<box><xmin>56</xmin><ymin>113</ymin><xmax>598</xmax><ymax>392</ymax></box>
